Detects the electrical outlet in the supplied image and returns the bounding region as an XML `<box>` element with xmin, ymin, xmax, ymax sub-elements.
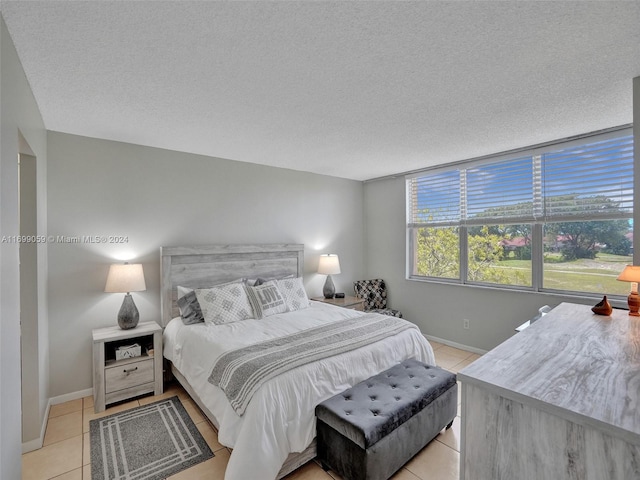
<box><xmin>463</xmin><ymin>319</ymin><xmax>470</xmax><ymax>330</ymax></box>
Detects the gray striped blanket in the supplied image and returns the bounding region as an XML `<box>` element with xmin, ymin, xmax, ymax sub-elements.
<box><xmin>208</xmin><ymin>314</ymin><xmax>417</xmax><ymax>416</ymax></box>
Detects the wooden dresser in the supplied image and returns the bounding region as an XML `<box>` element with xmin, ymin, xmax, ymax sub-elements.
<box><xmin>458</xmin><ymin>302</ymin><xmax>640</xmax><ymax>480</ymax></box>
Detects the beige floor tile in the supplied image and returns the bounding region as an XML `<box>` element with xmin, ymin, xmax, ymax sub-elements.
<box><xmin>326</xmin><ymin>468</ymin><xmax>342</xmax><ymax>479</ymax></box>
<box><xmin>438</xmin><ymin>345</ymin><xmax>473</xmax><ymax>361</ymax></box>
<box><xmin>435</xmin><ymin>350</ymin><xmax>470</xmax><ymax>370</ymax></box>
<box><xmin>181</xmin><ymin>398</ymin><xmax>206</xmax><ymax>424</ymax></box>
<box><xmin>22</xmin><ymin>435</ymin><xmax>82</xmax><ymax>480</ymax></box>
<box><xmin>49</xmin><ymin>399</ymin><xmax>83</xmax><ymax>419</ymax></box>
<box><xmin>449</xmin><ymin>354</ymin><xmax>482</xmax><ymax>373</ymax></box>
<box><xmin>195</xmin><ymin>420</ymin><xmax>225</xmax><ymax>452</ymax></box>
<box><xmin>428</xmin><ymin>340</ymin><xmax>445</xmax><ymax>351</ymax></box>
<box><xmin>82</xmin><ymin>464</ymin><xmax>91</xmax><ymax>480</ymax></box>
<box><xmin>166</xmin><ymin>448</ymin><xmax>230</xmax><ymax>479</ymax></box>
<box><xmin>83</xmin><ymin>433</ymin><xmax>90</xmax><ymax>466</ymax></box>
<box><xmin>50</xmin><ymin>467</ymin><xmax>82</xmax><ymax>480</ymax></box>
<box><xmin>43</xmin><ymin>410</ymin><xmax>82</xmax><ymax>446</ymax></box>
<box><xmin>83</xmin><ymin>395</ymin><xmax>94</xmax><ymax>410</ymax></box>
<box><xmin>436</xmin><ymin>415</ymin><xmax>461</xmax><ymax>452</ymax></box>
<box><xmin>404</xmin><ymin>440</ymin><xmax>459</xmax><ymax>480</ymax></box>
<box><xmin>391</xmin><ymin>468</ymin><xmax>421</xmax><ymax>480</ymax></box>
<box><xmin>82</xmin><ymin>400</ymin><xmax>139</xmax><ymax>433</ymax></box>
<box><xmin>283</xmin><ymin>460</ymin><xmax>333</xmax><ymax>479</ymax></box>
<box><xmin>164</xmin><ymin>381</ymin><xmax>190</xmax><ymax>401</ymax></box>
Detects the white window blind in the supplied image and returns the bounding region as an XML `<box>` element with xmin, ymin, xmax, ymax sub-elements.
<box><xmin>407</xmin><ymin>130</ymin><xmax>633</xmax><ymax>229</ymax></box>
<box><xmin>407</xmin><ymin>170</ymin><xmax>460</xmax><ymax>226</ymax></box>
<box><xmin>542</xmin><ymin>135</ymin><xmax>634</xmax><ymax>220</ymax></box>
<box><xmin>465</xmin><ymin>156</ymin><xmax>534</xmax><ymax>224</ymax></box>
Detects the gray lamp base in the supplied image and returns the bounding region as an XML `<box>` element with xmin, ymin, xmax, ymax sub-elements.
<box><xmin>323</xmin><ymin>275</ymin><xmax>336</xmax><ymax>299</ymax></box>
<box><xmin>118</xmin><ymin>293</ymin><xmax>140</xmax><ymax>330</ymax></box>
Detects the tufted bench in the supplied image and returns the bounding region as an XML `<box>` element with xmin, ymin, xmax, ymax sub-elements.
<box><xmin>315</xmin><ymin>359</ymin><xmax>457</xmax><ymax>480</ymax></box>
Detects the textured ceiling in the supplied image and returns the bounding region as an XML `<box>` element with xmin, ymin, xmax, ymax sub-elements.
<box><xmin>2</xmin><ymin>1</ymin><xmax>639</xmax><ymax>181</ymax></box>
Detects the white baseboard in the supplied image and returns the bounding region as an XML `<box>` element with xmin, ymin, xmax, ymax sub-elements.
<box><xmin>49</xmin><ymin>388</ymin><xmax>93</xmax><ymax>405</ymax></box>
<box><xmin>21</xmin><ymin>401</ymin><xmax>50</xmax><ymax>454</ymax></box>
<box><xmin>21</xmin><ymin>387</ymin><xmax>93</xmax><ymax>454</ymax></box>
<box><xmin>423</xmin><ymin>334</ymin><xmax>488</xmax><ymax>355</ymax></box>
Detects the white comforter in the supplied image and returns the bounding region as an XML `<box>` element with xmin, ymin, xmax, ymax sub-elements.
<box><xmin>163</xmin><ymin>302</ymin><xmax>435</xmax><ymax>480</ymax></box>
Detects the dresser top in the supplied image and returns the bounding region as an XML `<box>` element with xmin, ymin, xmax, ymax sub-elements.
<box><xmin>459</xmin><ymin>302</ymin><xmax>640</xmax><ymax>441</ymax></box>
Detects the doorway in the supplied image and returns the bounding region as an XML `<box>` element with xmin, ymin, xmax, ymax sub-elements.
<box><xmin>19</xmin><ymin>150</ymin><xmax>40</xmax><ymax>442</ymax></box>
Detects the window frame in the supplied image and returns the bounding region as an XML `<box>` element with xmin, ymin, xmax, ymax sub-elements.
<box><xmin>406</xmin><ymin>126</ymin><xmax>634</xmax><ymax>298</ymax></box>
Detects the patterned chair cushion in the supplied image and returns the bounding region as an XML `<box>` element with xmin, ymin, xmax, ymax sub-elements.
<box><xmin>353</xmin><ymin>279</ymin><xmax>402</xmax><ymax>318</ymax></box>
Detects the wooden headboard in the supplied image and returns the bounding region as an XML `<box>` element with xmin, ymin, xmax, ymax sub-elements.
<box><xmin>160</xmin><ymin>244</ymin><xmax>304</xmax><ymax>326</ymax></box>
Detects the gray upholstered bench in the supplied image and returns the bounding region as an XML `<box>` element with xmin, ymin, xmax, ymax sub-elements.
<box><xmin>315</xmin><ymin>359</ymin><xmax>457</xmax><ymax>480</ymax></box>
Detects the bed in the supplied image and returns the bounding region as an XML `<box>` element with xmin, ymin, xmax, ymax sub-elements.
<box><xmin>160</xmin><ymin>244</ymin><xmax>436</xmax><ymax>480</ymax></box>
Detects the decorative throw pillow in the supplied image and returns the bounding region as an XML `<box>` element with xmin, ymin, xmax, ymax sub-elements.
<box><xmin>177</xmin><ymin>285</ymin><xmax>193</xmax><ymax>300</ymax></box>
<box><xmin>276</xmin><ymin>277</ymin><xmax>310</xmax><ymax>312</ymax></box>
<box><xmin>254</xmin><ymin>274</ymin><xmax>295</xmax><ymax>286</ymax></box>
<box><xmin>195</xmin><ymin>283</ymin><xmax>254</xmax><ymax>325</ymax></box>
<box><xmin>177</xmin><ymin>290</ymin><xmax>204</xmax><ymax>325</ymax></box>
<box><xmin>246</xmin><ymin>281</ymin><xmax>288</xmax><ymax>319</ymax></box>
<box><xmin>178</xmin><ymin>278</ymin><xmax>245</xmax><ymax>300</ymax></box>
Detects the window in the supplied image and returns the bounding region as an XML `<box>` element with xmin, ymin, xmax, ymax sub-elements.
<box><xmin>407</xmin><ymin>127</ymin><xmax>633</xmax><ymax>297</ymax></box>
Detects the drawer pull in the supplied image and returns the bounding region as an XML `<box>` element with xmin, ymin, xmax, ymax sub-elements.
<box><xmin>123</xmin><ymin>367</ymin><xmax>138</xmax><ymax>375</ymax></box>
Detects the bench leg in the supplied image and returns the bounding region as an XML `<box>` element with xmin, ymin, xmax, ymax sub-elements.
<box><xmin>446</xmin><ymin>419</ymin><xmax>454</xmax><ymax>430</ymax></box>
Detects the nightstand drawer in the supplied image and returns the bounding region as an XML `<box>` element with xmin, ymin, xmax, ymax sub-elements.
<box><xmin>105</xmin><ymin>357</ymin><xmax>154</xmax><ymax>394</ymax></box>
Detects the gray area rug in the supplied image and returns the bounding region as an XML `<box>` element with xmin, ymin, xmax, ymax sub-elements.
<box><xmin>90</xmin><ymin>396</ymin><xmax>214</xmax><ymax>480</ymax></box>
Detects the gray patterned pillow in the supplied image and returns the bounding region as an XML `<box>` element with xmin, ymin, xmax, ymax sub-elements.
<box><xmin>177</xmin><ymin>290</ymin><xmax>204</xmax><ymax>325</ymax></box>
<box><xmin>276</xmin><ymin>277</ymin><xmax>310</xmax><ymax>312</ymax></box>
<box><xmin>195</xmin><ymin>283</ymin><xmax>254</xmax><ymax>325</ymax></box>
<box><xmin>246</xmin><ymin>281</ymin><xmax>288</xmax><ymax>319</ymax></box>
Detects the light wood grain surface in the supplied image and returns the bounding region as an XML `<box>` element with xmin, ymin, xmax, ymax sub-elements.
<box><xmin>459</xmin><ymin>302</ymin><xmax>640</xmax><ymax>480</ymax></box>
<box><xmin>459</xmin><ymin>302</ymin><xmax>640</xmax><ymax>440</ymax></box>
<box><xmin>160</xmin><ymin>244</ymin><xmax>304</xmax><ymax>326</ymax></box>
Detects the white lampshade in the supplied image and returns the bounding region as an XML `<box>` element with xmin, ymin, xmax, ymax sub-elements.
<box><xmin>318</xmin><ymin>254</ymin><xmax>341</xmax><ymax>275</ymax></box>
<box><xmin>617</xmin><ymin>265</ymin><xmax>640</xmax><ymax>283</ymax></box>
<box><xmin>105</xmin><ymin>263</ymin><xmax>146</xmax><ymax>293</ymax></box>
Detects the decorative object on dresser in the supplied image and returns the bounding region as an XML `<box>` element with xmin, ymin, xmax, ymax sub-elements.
<box><xmin>458</xmin><ymin>303</ymin><xmax>640</xmax><ymax>479</ymax></box>
<box><xmin>316</xmin><ymin>359</ymin><xmax>457</xmax><ymax>480</ymax></box>
<box><xmin>90</xmin><ymin>396</ymin><xmax>213</xmax><ymax>480</ymax></box>
<box><xmin>591</xmin><ymin>295</ymin><xmax>613</xmax><ymax>315</ymax></box>
<box><xmin>318</xmin><ymin>253</ymin><xmax>341</xmax><ymax>298</ymax></box>
<box><xmin>92</xmin><ymin>321</ymin><xmax>162</xmax><ymax>413</ymax></box>
<box><xmin>311</xmin><ymin>295</ymin><xmax>365</xmax><ymax>311</ymax></box>
<box><xmin>104</xmin><ymin>262</ymin><xmax>147</xmax><ymax>329</ymax></box>
<box><xmin>515</xmin><ymin>304</ymin><xmax>552</xmax><ymax>332</ymax></box>
<box><xmin>616</xmin><ymin>265</ymin><xmax>640</xmax><ymax>316</ymax></box>
<box><xmin>353</xmin><ymin>278</ymin><xmax>402</xmax><ymax>318</ymax></box>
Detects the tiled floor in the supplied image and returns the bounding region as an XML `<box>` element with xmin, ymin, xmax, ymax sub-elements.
<box><xmin>22</xmin><ymin>342</ymin><xmax>481</xmax><ymax>480</ymax></box>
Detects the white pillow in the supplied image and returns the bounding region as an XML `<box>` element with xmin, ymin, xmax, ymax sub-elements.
<box><xmin>246</xmin><ymin>281</ymin><xmax>288</xmax><ymax>319</ymax></box>
<box><xmin>177</xmin><ymin>278</ymin><xmax>244</xmax><ymax>299</ymax></box>
<box><xmin>276</xmin><ymin>277</ymin><xmax>310</xmax><ymax>311</ymax></box>
<box><xmin>195</xmin><ymin>283</ymin><xmax>254</xmax><ymax>325</ymax></box>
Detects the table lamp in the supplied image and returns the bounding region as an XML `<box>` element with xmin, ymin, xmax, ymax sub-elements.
<box><xmin>318</xmin><ymin>254</ymin><xmax>341</xmax><ymax>299</ymax></box>
<box><xmin>616</xmin><ymin>265</ymin><xmax>640</xmax><ymax>316</ymax></box>
<box><xmin>105</xmin><ymin>263</ymin><xmax>146</xmax><ymax>329</ymax></box>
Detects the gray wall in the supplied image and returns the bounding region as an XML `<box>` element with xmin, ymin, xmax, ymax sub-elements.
<box><xmin>1</xmin><ymin>16</ymin><xmax>49</xmax><ymax>476</ymax></box>
<box><xmin>363</xmin><ymin>176</ymin><xmax>612</xmax><ymax>353</ymax></box>
<box><xmin>46</xmin><ymin>132</ymin><xmax>364</xmax><ymax>397</ymax></box>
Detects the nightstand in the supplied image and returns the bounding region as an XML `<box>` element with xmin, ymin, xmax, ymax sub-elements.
<box><xmin>312</xmin><ymin>295</ymin><xmax>365</xmax><ymax>311</ymax></box>
<box><xmin>92</xmin><ymin>321</ymin><xmax>163</xmax><ymax>413</ymax></box>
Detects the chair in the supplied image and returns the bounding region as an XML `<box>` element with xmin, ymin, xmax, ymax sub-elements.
<box><xmin>353</xmin><ymin>279</ymin><xmax>402</xmax><ymax>318</ymax></box>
